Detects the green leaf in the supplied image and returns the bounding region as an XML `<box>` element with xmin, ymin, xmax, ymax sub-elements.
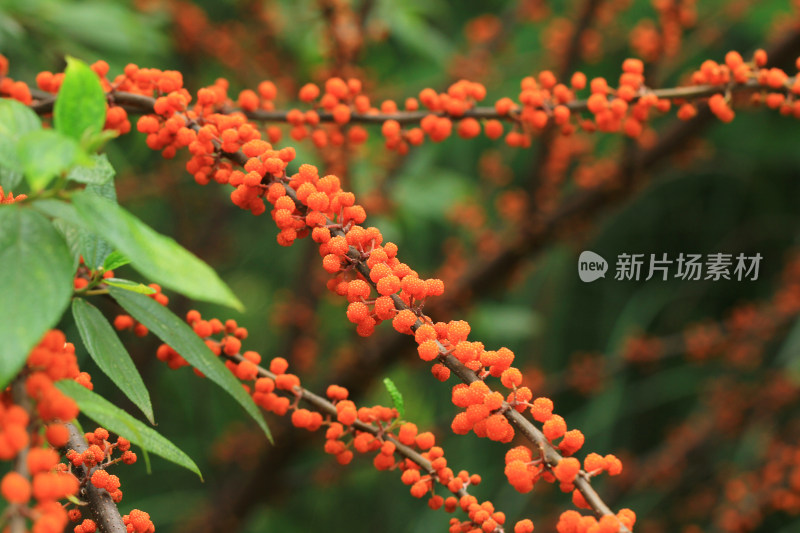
<box><xmin>55</xmin><ymin>380</ymin><xmax>200</xmax><ymax>479</ymax></box>
<box><xmin>0</xmin><ymin>167</ymin><xmax>23</xmax><ymax>190</ymax></box>
<box><xmin>86</xmin><ymin>178</ymin><xmax>118</xmax><ymax>203</ymax></box>
<box><xmin>71</xmin><ymin>299</ymin><xmax>154</xmax><ymax>424</ymax></box>
<box><xmin>54</xmin><ymin>57</ymin><xmax>107</xmax><ymax>142</ymax></box>
<box><xmin>102</xmin><ymin>251</ymin><xmax>131</xmax><ymax>272</ymax></box>
<box><xmin>79</xmin><ymin>180</ymin><xmax>117</xmax><ymax>269</ymax></box>
<box><xmin>0</xmin><ymin>98</ymin><xmax>41</xmax><ymax>173</ymax></box>
<box><xmin>0</xmin><ymin>206</ymin><xmax>73</xmax><ymax>389</ymax></box>
<box><xmin>104</xmin><ymin>278</ymin><xmax>155</xmax><ymax>295</ymax></box>
<box><xmin>83</xmin><ymin>130</ymin><xmax>120</xmax><ymax>154</ymax></box>
<box><xmin>31</xmin><ymin>199</ymin><xmax>84</xmax><ymax>225</ymax></box>
<box><xmin>66</xmin><ymin>153</ymin><xmax>115</xmax><ymax>185</ymax></box>
<box><xmin>72</xmin><ymin>192</ymin><xmax>243</xmax><ymax>310</ymax></box>
<box><xmin>36</xmin><ymin>199</ymin><xmax>111</xmax><ymax>270</ymax></box>
<box><xmin>51</xmin><ymin>219</ymin><xmax>82</xmax><ymax>272</ymax></box>
<box><xmin>17</xmin><ymin>130</ymin><xmax>81</xmax><ymax>191</ymax></box>
<box><xmin>383</xmin><ymin>377</ymin><xmax>405</xmax><ymax>419</ymax></box>
<box><xmin>0</xmin><ymin>98</ymin><xmax>41</xmax><ymax>138</ymax></box>
<box><xmin>109</xmin><ymin>288</ymin><xmax>271</xmax><ymax>441</ymax></box>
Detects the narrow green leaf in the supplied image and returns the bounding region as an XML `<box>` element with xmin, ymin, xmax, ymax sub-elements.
<box><xmin>71</xmin><ymin>299</ymin><xmax>154</xmax><ymax>424</ymax></box>
<box><xmin>66</xmin><ymin>153</ymin><xmax>115</xmax><ymax>185</ymax></box>
<box><xmin>55</xmin><ymin>380</ymin><xmax>200</xmax><ymax>479</ymax></box>
<box><xmin>0</xmin><ymin>206</ymin><xmax>73</xmax><ymax>388</ymax></box>
<box><xmin>102</xmin><ymin>251</ymin><xmax>131</xmax><ymax>272</ymax></box>
<box><xmin>17</xmin><ymin>130</ymin><xmax>81</xmax><ymax>191</ymax></box>
<box><xmin>73</xmin><ymin>192</ymin><xmax>243</xmax><ymax>310</ymax></box>
<box><xmin>109</xmin><ymin>288</ymin><xmax>271</xmax><ymax>441</ymax></box>
<box><xmin>383</xmin><ymin>377</ymin><xmax>405</xmax><ymax>419</ymax></box>
<box><xmin>104</xmin><ymin>278</ymin><xmax>155</xmax><ymax>294</ymax></box>
<box><xmin>54</xmin><ymin>57</ymin><xmax>107</xmax><ymax>142</ymax></box>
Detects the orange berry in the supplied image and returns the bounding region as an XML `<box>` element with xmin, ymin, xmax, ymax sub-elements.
<box><xmin>1</xmin><ymin>472</ymin><xmax>31</xmax><ymax>503</ymax></box>
<box><xmin>299</xmin><ymin>83</ymin><xmax>320</xmax><ymax>102</ymax></box>
<box><xmin>543</xmin><ymin>415</ymin><xmax>567</xmax><ymax>441</ymax></box>
<box><xmin>45</xmin><ymin>423</ymin><xmax>70</xmax><ymax>448</ymax></box>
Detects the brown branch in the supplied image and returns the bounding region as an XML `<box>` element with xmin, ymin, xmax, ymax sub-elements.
<box><xmin>29</xmin><ymin>75</ymin><xmax>789</xmax><ymax>129</ymax></box>
<box><xmin>61</xmin><ymin>423</ymin><xmax>127</xmax><ymax>533</ymax></box>
<box><xmin>560</xmin><ymin>0</ymin><xmax>604</xmax><ymax>78</ymax></box>
<box><xmin>530</xmin><ymin>0</ymin><xmax>603</xmax><ymax>196</ymax></box>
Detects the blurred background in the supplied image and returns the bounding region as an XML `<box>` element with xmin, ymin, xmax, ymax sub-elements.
<box><xmin>3</xmin><ymin>0</ymin><xmax>800</xmax><ymax>531</ymax></box>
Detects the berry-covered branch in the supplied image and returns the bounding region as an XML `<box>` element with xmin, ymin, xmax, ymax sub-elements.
<box><xmin>130</xmin><ymin>308</ymin><xmax>513</xmax><ymax>533</ymax></box>
<box><xmin>0</xmin><ymin>329</ymin><xmax>154</xmax><ymax>533</ymax></box>
<box><xmin>61</xmin><ymin>422</ymin><xmax>127</xmax><ymax>533</ymax></box>
<box><xmin>7</xmin><ymin>32</ymin><xmax>800</xmax><ymax>532</ymax></box>
<box><xmin>25</xmin><ymin>61</ymin><xmax>639</xmax><ymax>531</ymax></box>
<box><xmin>24</xmin><ymin>69</ymin><xmax>798</xmax><ymax>131</ymax></box>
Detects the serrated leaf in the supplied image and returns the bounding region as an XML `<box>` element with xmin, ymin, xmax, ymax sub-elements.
<box><xmin>66</xmin><ymin>153</ymin><xmax>115</xmax><ymax>185</ymax></box>
<box><xmin>55</xmin><ymin>380</ymin><xmax>200</xmax><ymax>479</ymax></box>
<box><xmin>54</xmin><ymin>57</ymin><xmax>107</xmax><ymax>142</ymax></box>
<box><xmin>86</xmin><ymin>178</ymin><xmax>117</xmax><ymax>203</ymax></box>
<box><xmin>383</xmin><ymin>377</ymin><xmax>405</xmax><ymax>419</ymax></box>
<box><xmin>0</xmin><ymin>206</ymin><xmax>73</xmax><ymax>389</ymax></box>
<box><xmin>71</xmin><ymin>299</ymin><xmax>154</xmax><ymax>424</ymax></box>
<box><xmin>73</xmin><ymin>192</ymin><xmax>243</xmax><ymax>310</ymax></box>
<box><xmin>102</xmin><ymin>251</ymin><xmax>131</xmax><ymax>272</ymax></box>
<box><xmin>104</xmin><ymin>278</ymin><xmax>155</xmax><ymax>294</ymax></box>
<box><xmin>17</xmin><ymin>129</ymin><xmax>81</xmax><ymax>191</ymax></box>
<box><xmin>109</xmin><ymin>288</ymin><xmax>271</xmax><ymax>441</ymax></box>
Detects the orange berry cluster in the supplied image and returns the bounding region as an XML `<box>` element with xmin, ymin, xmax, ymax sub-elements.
<box><xmin>99</xmin><ymin>65</ymin><xmax>626</xmax><ymax>526</ymax></box>
<box><xmin>122</xmin><ymin>509</ymin><xmax>155</xmax><ymax>533</ymax></box>
<box><xmin>25</xmin><ymin>330</ymin><xmax>92</xmax><ymax>446</ymax></box>
<box><xmin>0</xmin><ymin>54</ymin><xmax>32</xmax><ymax>104</ymax></box>
<box><xmin>8</xmin><ymin>58</ymin><xmax>661</xmax><ymax>529</ymax></box>
<box><xmin>64</xmin><ymin>427</ymin><xmax>137</xmax><ymax>505</ymax></box>
<box><xmin>291</xmin><ymin>77</ymin><xmax>368</xmax><ymax>148</ymax></box>
<box><xmin>114</xmin><ymin>283</ymin><xmax>170</xmax><ymax>337</ymax></box>
<box><xmin>0</xmin><ymin>465</ymin><xmax>79</xmax><ymax>533</ymax></box>
<box><xmin>557</xmin><ymin>509</ymin><xmax>637</xmax><ymax>533</ymax></box>
<box><xmin>145</xmin><ymin>309</ymin><xmax>524</xmax><ymax>533</ymax></box>
<box><xmin>682</xmin><ymin>50</ymin><xmax>799</xmax><ymax>123</ymax></box>
<box><xmin>0</xmin><ymin>185</ymin><xmax>27</xmax><ymax>204</ymax></box>
<box><xmin>0</xmin><ymin>330</ymin><xmax>99</xmax><ymax>533</ymax></box>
